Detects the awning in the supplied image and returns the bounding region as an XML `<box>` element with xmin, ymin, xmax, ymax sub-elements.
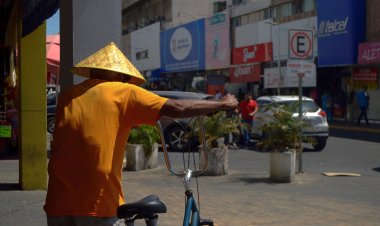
<box><xmin>22</xmin><ymin>0</ymin><xmax>60</xmax><ymax>37</ymax></box>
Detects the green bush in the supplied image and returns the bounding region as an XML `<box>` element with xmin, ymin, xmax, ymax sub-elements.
<box><xmin>258</xmin><ymin>102</ymin><xmax>312</xmax><ymax>152</ymax></box>
<box><xmin>128</xmin><ymin>125</ymin><xmax>160</xmax><ymax>156</ymax></box>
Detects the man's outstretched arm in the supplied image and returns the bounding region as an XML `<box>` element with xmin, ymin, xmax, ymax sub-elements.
<box><xmin>160</xmin><ymin>94</ymin><xmax>238</xmax><ymax>118</ymax></box>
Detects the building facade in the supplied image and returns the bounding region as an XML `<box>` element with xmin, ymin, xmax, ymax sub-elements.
<box><xmin>122</xmin><ymin>0</ymin><xmax>380</xmax><ymax>122</ymax></box>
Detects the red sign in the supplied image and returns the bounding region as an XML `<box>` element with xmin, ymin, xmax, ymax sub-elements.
<box><xmin>358</xmin><ymin>42</ymin><xmax>380</xmax><ymax>64</ymax></box>
<box><xmin>232</xmin><ymin>43</ymin><xmax>272</xmax><ymax>65</ymax></box>
<box><xmin>229</xmin><ymin>64</ymin><xmax>261</xmax><ymax>83</ymax></box>
<box><xmin>353</xmin><ymin>68</ymin><xmax>378</xmax><ymax>90</ymax></box>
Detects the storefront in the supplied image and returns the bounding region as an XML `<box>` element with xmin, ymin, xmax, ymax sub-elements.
<box><xmin>317</xmin><ymin>0</ymin><xmax>366</xmax><ymax>121</ymax></box>
<box><xmin>160</xmin><ymin>18</ymin><xmax>206</xmax><ymax>93</ymax></box>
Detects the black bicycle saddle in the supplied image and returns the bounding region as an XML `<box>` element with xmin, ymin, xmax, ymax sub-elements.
<box><xmin>117</xmin><ymin>194</ymin><xmax>167</xmax><ymax>219</ymax></box>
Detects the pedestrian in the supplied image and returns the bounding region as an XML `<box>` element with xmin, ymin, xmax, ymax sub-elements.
<box><xmin>237</xmin><ymin>88</ymin><xmax>245</xmax><ymax>103</ymax></box>
<box><xmin>238</xmin><ymin>93</ymin><xmax>258</xmax><ymax>147</ymax></box>
<box><xmin>356</xmin><ymin>86</ymin><xmax>370</xmax><ymax>125</ymax></box>
<box><xmin>214</xmin><ymin>89</ymin><xmax>223</xmax><ymax>100</ymax></box>
<box><xmin>43</xmin><ymin>42</ymin><xmax>238</xmax><ymax>226</ymax></box>
<box><xmin>321</xmin><ymin>91</ymin><xmax>333</xmax><ymax>122</ymax></box>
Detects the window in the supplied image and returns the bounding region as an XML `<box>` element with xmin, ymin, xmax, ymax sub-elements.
<box><xmin>303</xmin><ymin>0</ymin><xmax>315</xmax><ymax>12</ymax></box>
<box><xmin>213</xmin><ymin>1</ymin><xmax>227</xmax><ymax>14</ymax></box>
<box><xmin>240</xmin><ymin>14</ymin><xmax>248</xmax><ymax>26</ymax></box>
<box><xmin>231</xmin><ymin>17</ymin><xmax>241</xmax><ymax>28</ymax></box>
<box><xmin>280</xmin><ymin>3</ymin><xmax>294</xmax><ymax>17</ymax></box>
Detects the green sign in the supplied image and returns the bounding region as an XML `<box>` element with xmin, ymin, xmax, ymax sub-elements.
<box><xmin>210</xmin><ymin>13</ymin><xmax>226</xmax><ymax>25</ymax></box>
<box><xmin>0</xmin><ymin>125</ymin><xmax>12</xmax><ymax>138</ymax></box>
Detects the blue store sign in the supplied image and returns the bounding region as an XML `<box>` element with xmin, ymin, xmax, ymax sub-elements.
<box><xmin>160</xmin><ymin>19</ymin><xmax>205</xmax><ymax>72</ymax></box>
<box><xmin>317</xmin><ymin>0</ymin><xmax>365</xmax><ymax>66</ymax></box>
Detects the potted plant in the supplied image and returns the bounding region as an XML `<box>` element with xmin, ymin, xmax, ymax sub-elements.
<box><xmin>258</xmin><ymin>102</ymin><xmax>311</xmax><ymax>183</ymax></box>
<box><xmin>199</xmin><ymin>111</ymin><xmax>240</xmax><ymax>176</ymax></box>
<box><xmin>125</xmin><ymin>125</ymin><xmax>160</xmax><ymax>171</ymax></box>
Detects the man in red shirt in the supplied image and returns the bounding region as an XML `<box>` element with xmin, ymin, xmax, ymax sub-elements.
<box><xmin>239</xmin><ymin>93</ymin><xmax>259</xmax><ymax>146</ymax></box>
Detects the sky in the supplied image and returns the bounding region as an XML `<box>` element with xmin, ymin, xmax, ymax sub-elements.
<box><xmin>46</xmin><ymin>9</ymin><xmax>60</xmax><ymax>35</ymax></box>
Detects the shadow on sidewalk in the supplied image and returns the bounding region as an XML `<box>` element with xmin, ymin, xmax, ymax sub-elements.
<box><xmin>0</xmin><ymin>183</ymin><xmax>21</xmax><ymax>191</ymax></box>
<box><xmin>231</xmin><ymin>175</ymin><xmax>273</xmax><ymax>184</ymax></box>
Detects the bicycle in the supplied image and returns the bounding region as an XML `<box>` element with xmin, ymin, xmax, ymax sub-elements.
<box><xmin>117</xmin><ymin>117</ymin><xmax>214</xmax><ymax>226</ymax></box>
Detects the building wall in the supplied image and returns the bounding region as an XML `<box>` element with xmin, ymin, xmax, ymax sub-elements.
<box><xmin>366</xmin><ymin>0</ymin><xmax>380</xmax><ymax>41</ymax></box>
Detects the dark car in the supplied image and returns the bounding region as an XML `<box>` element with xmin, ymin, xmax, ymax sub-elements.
<box><xmin>47</xmin><ymin>92</ymin><xmax>57</xmax><ymax>134</ymax></box>
<box><xmin>151</xmin><ymin>91</ymin><xmax>213</xmax><ymax>152</ymax></box>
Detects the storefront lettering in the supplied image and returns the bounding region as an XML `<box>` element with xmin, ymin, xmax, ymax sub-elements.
<box><xmin>319</xmin><ymin>17</ymin><xmax>349</xmax><ymax>36</ymax></box>
<box><xmin>243</xmin><ymin>47</ymin><xmax>256</xmax><ymax>62</ymax></box>
<box><xmin>361</xmin><ymin>47</ymin><xmax>380</xmax><ymax>61</ymax></box>
<box><xmin>234</xmin><ymin>65</ymin><xmax>251</xmax><ymax>77</ymax></box>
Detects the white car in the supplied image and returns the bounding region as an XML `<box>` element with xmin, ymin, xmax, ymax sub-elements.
<box><xmin>251</xmin><ymin>95</ymin><xmax>329</xmax><ymax>151</ymax></box>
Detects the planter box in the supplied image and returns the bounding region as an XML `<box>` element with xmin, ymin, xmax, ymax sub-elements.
<box><xmin>200</xmin><ymin>145</ymin><xmax>229</xmax><ymax>176</ymax></box>
<box><xmin>270</xmin><ymin>150</ymin><xmax>296</xmax><ymax>183</ymax></box>
<box><xmin>125</xmin><ymin>143</ymin><xmax>158</xmax><ymax>171</ymax></box>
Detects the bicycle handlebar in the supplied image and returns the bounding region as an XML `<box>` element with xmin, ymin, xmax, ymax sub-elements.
<box><xmin>156</xmin><ymin>117</ymin><xmax>208</xmax><ymax>178</ymax></box>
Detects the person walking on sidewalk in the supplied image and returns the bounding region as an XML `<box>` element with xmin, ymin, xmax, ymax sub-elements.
<box><xmin>356</xmin><ymin>86</ymin><xmax>370</xmax><ymax>125</ymax></box>
<box><xmin>44</xmin><ymin>42</ymin><xmax>238</xmax><ymax>226</ymax></box>
<box><xmin>238</xmin><ymin>93</ymin><xmax>258</xmax><ymax>146</ymax></box>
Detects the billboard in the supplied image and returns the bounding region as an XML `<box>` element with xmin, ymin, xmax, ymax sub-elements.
<box><xmin>317</xmin><ymin>0</ymin><xmax>365</xmax><ymax>66</ymax></box>
<box><xmin>160</xmin><ymin>19</ymin><xmax>205</xmax><ymax>72</ymax></box>
<box><xmin>205</xmin><ymin>12</ymin><xmax>230</xmax><ymax>70</ymax></box>
<box><xmin>232</xmin><ymin>42</ymin><xmax>272</xmax><ymax>65</ymax></box>
<box><xmin>131</xmin><ymin>22</ymin><xmax>161</xmax><ymax>71</ymax></box>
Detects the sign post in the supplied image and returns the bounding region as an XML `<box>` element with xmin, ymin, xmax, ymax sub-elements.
<box><xmin>297</xmin><ymin>68</ymin><xmax>304</xmax><ymax>173</ymax></box>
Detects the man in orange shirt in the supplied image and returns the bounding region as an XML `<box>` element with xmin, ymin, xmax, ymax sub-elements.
<box><xmin>44</xmin><ymin>42</ymin><xmax>238</xmax><ymax>226</ymax></box>
<box><xmin>238</xmin><ymin>93</ymin><xmax>259</xmax><ymax>146</ymax></box>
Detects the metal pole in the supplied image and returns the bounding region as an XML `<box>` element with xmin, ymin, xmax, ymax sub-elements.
<box><xmin>298</xmin><ymin>69</ymin><xmax>304</xmax><ymax>173</ymax></box>
<box><xmin>277</xmin><ymin>25</ymin><xmax>281</xmax><ymax>95</ymax></box>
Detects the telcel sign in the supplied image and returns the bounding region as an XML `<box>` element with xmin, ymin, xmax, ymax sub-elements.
<box><xmin>318</xmin><ymin>17</ymin><xmax>349</xmax><ymax>37</ymax></box>
<box><xmin>317</xmin><ymin>0</ymin><xmax>365</xmax><ymax>66</ymax></box>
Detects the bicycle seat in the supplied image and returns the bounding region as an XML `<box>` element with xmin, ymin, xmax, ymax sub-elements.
<box><xmin>117</xmin><ymin>195</ymin><xmax>167</xmax><ymax>219</ymax></box>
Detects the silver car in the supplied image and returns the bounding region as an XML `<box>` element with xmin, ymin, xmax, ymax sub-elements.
<box><xmin>152</xmin><ymin>90</ymin><xmax>213</xmax><ymax>152</ymax></box>
<box><xmin>251</xmin><ymin>95</ymin><xmax>329</xmax><ymax>151</ymax></box>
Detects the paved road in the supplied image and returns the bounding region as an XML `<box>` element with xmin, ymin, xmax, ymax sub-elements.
<box><xmin>1</xmin><ymin>131</ymin><xmax>380</xmax><ymax>226</ymax></box>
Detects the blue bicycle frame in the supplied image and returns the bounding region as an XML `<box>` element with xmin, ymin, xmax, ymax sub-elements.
<box><xmin>157</xmin><ymin>118</ymin><xmax>214</xmax><ymax>226</ymax></box>
<box><xmin>184</xmin><ymin>191</ymin><xmax>199</xmax><ymax>226</ymax></box>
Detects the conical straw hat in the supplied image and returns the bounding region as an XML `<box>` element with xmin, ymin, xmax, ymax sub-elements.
<box><xmin>71</xmin><ymin>42</ymin><xmax>146</xmax><ymax>85</ymax></box>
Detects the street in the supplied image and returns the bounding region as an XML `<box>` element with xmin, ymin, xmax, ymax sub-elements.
<box><xmin>121</xmin><ymin>135</ymin><xmax>380</xmax><ymax>226</ymax></box>
<box><xmin>1</xmin><ymin>130</ymin><xmax>380</xmax><ymax>226</ymax></box>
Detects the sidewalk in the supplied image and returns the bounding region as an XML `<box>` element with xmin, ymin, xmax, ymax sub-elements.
<box><xmin>1</xmin><ymin>122</ymin><xmax>380</xmax><ymax>226</ymax></box>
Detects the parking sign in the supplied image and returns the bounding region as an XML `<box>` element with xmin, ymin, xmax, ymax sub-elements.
<box><xmin>289</xmin><ymin>30</ymin><xmax>313</xmax><ymax>59</ymax></box>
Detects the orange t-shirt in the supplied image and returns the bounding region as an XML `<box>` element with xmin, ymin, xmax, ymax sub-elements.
<box><xmin>44</xmin><ymin>80</ymin><xmax>168</xmax><ymax>217</ymax></box>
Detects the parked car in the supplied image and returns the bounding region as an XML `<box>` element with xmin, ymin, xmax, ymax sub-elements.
<box><xmin>152</xmin><ymin>90</ymin><xmax>213</xmax><ymax>152</ymax></box>
<box><xmin>47</xmin><ymin>92</ymin><xmax>57</xmax><ymax>134</ymax></box>
<box><xmin>251</xmin><ymin>95</ymin><xmax>329</xmax><ymax>151</ymax></box>
<box><xmin>45</xmin><ymin>90</ymin><xmax>213</xmax><ymax>152</ymax></box>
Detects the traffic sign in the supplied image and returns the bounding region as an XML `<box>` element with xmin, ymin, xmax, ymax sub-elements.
<box><xmin>288</xmin><ymin>29</ymin><xmax>313</xmax><ymax>59</ymax></box>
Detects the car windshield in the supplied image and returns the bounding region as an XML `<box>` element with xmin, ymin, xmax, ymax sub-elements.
<box><xmin>277</xmin><ymin>100</ymin><xmax>320</xmax><ymax>113</ymax></box>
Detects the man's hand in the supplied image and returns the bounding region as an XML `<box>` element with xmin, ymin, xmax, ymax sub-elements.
<box><xmin>221</xmin><ymin>94</ymin><xmax>239</xmax><ymax>111</ymax></box>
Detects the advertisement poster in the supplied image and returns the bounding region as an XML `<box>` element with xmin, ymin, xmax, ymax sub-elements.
<box><xmin>160</xmin><ymin>19</ymin><xmax>205</xmax><ymax>72</ymax></box>
<box><xmin>353</xmin><ymin>68</ymin><xmax>378</xmax><ymax>90</ymax></box>
<box><xmin>205</xmin><ymin>12</ymin><xmax>230</xmax><ymax>70</ymax></box>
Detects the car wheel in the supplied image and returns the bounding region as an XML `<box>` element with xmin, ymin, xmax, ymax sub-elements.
<box><xmin>165</xmin><ymin>125</ymin><xmax>188</xmax><ymax>152</ymax></box>
<box><xmin>47</xmin><ymin>116</ymin><xmax>56</xmax><ymax>134</ymax></box>
<box><xmin>312</xmin><ymin>137</ymin><xmax>327</xmax><ymax>151</ymax></box>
